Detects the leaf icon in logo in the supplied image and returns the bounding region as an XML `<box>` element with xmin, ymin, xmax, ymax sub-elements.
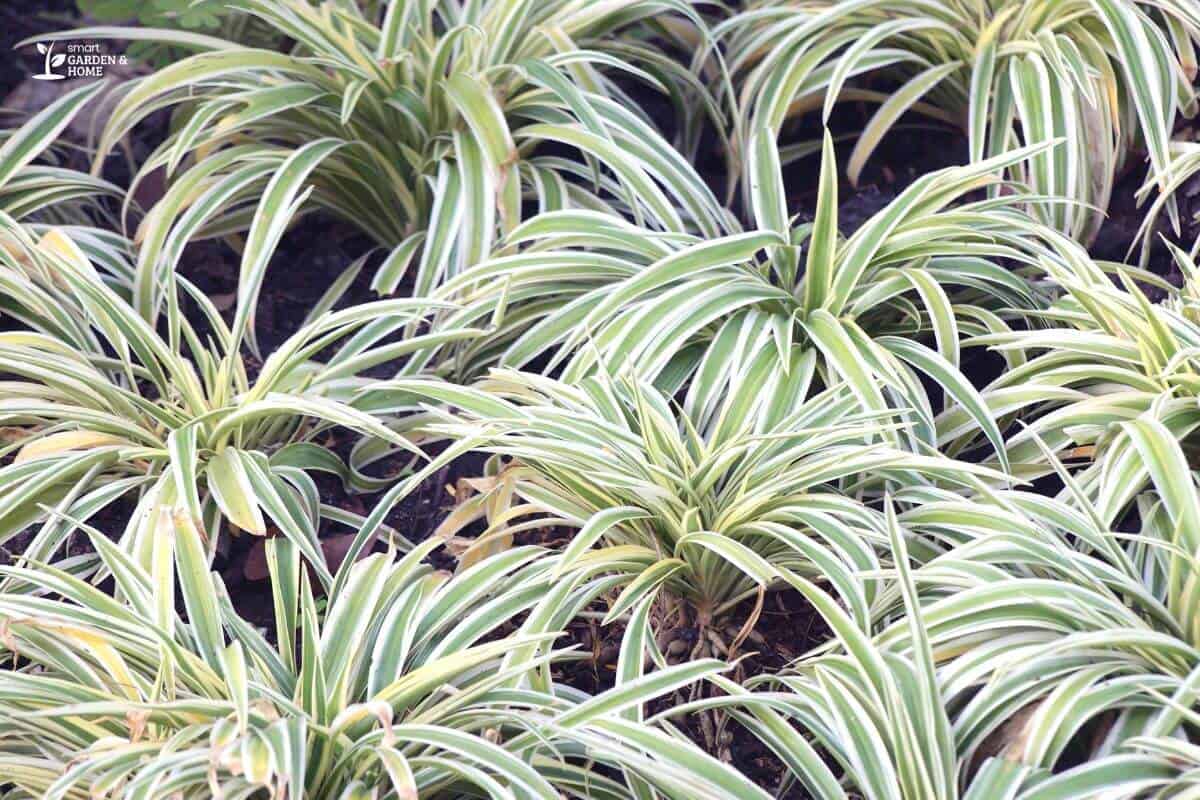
<box><xmin>32</xmin><ymin>41</ymin><xmax>65</xmax><ymax>80</ymax></box>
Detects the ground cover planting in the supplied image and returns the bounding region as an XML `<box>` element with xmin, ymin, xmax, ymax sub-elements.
<box><xmin>0</xmin><ymin>1</ymin><xmax>1199</xmax><ymax>797</ymax></box>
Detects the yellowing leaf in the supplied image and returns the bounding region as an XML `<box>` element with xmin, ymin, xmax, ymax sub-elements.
<box><xmin>206</xmin><ymin>449</ymin><xmax>267</xmax><ymax>535</ymax></box>
<box><xmin>36</xmin><ymin>228</ymin><xmax>100</xmax><ymax>281</ymax></box>
<box><xmin>15</xmin><ymin>430</ymin><xmax>124</xmax><ymax>464</ymax></box>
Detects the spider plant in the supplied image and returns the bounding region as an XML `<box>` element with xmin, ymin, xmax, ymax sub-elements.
<box><xmin>431</xmin><ymin>136</ymin><xmax>1068</xmax><ymax>466</ymax></box>
<box><xmin>916</xmin><ymin>436</ymin><xmax>1200</xmax><ymax>798</ymax></box>
<box><xmin>0</xmin><ymin>178</ymin><xmax>480</xmax><ymax>577</ymax></box>
<box><xmin>0</xmin><ymin>81</ymin><xmax>129</xmax><ymax>278</ymax></box>
<box><xmin>1133</xmin><ymin>135</ymin><xmax>1200</xmax><ymax>262</ymax></box>
<box><xmin>866</xmin><ymin>423</ymin><xmax>1200</xmax><ymax>797</ymax></box>
<box><xmin>378</xmin><ymin>367</ymin><xmax>1001</xmax><ymax>659</ymax></box>
<box><xmin>40</xmin><ymin>0</ymin><xmax>730</xmax><ymax>324</ymax></box>
<box><xmin>945</xmin><ymin>241</ymin><xmax>1200</xmax><ymax>481</ymax></box>
<box><xmin>655</xmin><ymin>500</ymin><xmax>963</xmax><ymax>800</ymax></box>
<box><xmin>0</xmin><ymin>508</ymin><xmax>767</xmax><ymax>799</ymax></box>
<box><xmin>669</xmin><ymin>422</ymin><xmax>1200</xmax><ymax>797</ymax></box>
<box><xmin>720</xmin><ymin>0</ymin><xmax>1200</xmax><ymax>243</ymax></box>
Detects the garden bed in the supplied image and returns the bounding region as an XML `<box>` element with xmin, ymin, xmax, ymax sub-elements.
<box><xmin>2</xmin><ymin>1</ymin><xmax>1200</xmax><ymax>798</ymax></box>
